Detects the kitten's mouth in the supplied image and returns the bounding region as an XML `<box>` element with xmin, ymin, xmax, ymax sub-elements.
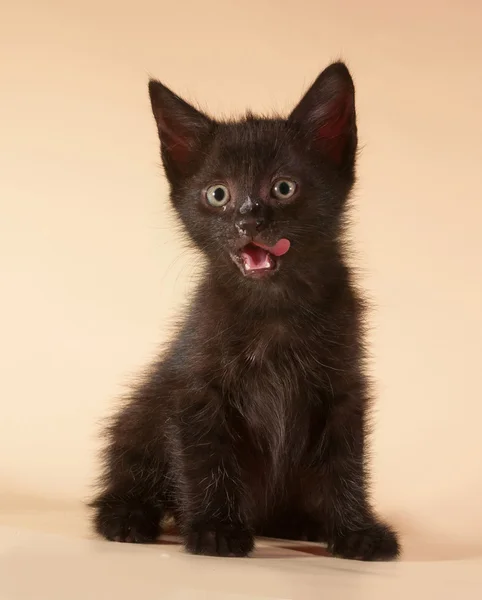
<box><xmin>232</xmin><ymin>239</ymin><xmax>291</xmax><ymax>278</ymax></box>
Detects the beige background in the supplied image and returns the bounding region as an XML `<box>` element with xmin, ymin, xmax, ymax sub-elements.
<box><xmin>1</xmin><ymin>0</ymin><xmax>481</xmax><ymax>555</ymax></box>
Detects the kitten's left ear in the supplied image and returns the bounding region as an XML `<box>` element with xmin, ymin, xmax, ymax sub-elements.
<box><xmin>288</xmin><ymin>62</ymin><xmax>357</xmax><ymax>172</ymax></box>
<box><xmin>148</xmin><ymin>80</ymin><xmax>215</xmax><ymax>181</ymax></box>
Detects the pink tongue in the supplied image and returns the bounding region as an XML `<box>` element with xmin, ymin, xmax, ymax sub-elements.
<box><xmin>257</xmin><ymin>238</ymin><xmax>291</xmax><ymax>256</ymax></box>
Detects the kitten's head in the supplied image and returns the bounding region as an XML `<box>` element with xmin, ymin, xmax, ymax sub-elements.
<box><xmin>148</xmin><ymin>62</ymin><xmax>357</xmax><ymax>292</ymax></box>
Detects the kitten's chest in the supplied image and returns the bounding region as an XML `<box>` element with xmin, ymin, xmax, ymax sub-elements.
<box><xmin>226</xmin><ymin>320</ymin><xmax>321</xmax><ymax>387</ymax></box>
<box><xmin>224</xmin><ymin>323</ymin><xmax>320</xmax><ymax>465</ymax></box>
<box><xmin>225</xmin><ymin>321</ymin><xmax>301</xmax><ymax>387</ymax></box>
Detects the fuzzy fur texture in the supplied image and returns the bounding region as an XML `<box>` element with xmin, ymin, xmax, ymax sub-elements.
<box><xmin>91</xmin><ymin>62</ymin><xmax>400</xmax><ymax>560</ymax></box>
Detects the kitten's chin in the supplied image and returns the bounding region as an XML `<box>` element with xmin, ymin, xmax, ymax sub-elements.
<box><xmin>231</xmin><ymin>243</ymin><xmax>280</xmax><ymax>279</ymax></box>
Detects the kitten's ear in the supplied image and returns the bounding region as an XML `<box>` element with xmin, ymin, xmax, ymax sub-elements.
<box><xmin>148</xmin><ymin>80</ymin><xmax>215</xmax><ymax>180</ymax></box>
<box><xmin>288</xmin><ymin>62</ymin><xmax>357</xmax><ymax>171</ymax></box>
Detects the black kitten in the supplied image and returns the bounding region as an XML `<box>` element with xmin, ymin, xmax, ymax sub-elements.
<box><xmin>91</xmin><ymin>62</ymin><xmax>400</xmax><ymax>561</ymax></box>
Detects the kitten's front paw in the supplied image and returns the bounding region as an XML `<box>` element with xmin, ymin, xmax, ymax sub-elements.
<box><xmin>329</xmin><ymin>521</ymin><xmax>400</xmax><ymax>561</ymax></box>
<box><xmin>185</xmin><ymin>521</ymin><xmax>254</xmax><ymax>557</ymax></box>
<box><xmin>92</xmin><ymin>496</ymin><xmax>162</xmax><ymax>543</ymax></box>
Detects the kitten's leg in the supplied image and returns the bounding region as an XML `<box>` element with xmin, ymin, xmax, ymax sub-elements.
<box><xmin>172</xmin><ymin>392</ymin><xmax>254</xmax><ymax>557</ymax></box>
<box><xmin>307</xmin><ymin>396</ymin><xmax>400</xmax><ymax>561</ymax></box>
<box><xmin>91</xmin><ymin>404</ymin><xmax>167</xmax><ymax>543</ymax></box>
<box><xmin>92</xmin><ymin>491</ymin><xmax>163</xmax><ymax>544</ymax></box>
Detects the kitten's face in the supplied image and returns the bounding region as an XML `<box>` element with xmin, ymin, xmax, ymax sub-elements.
<box><xmin>149</xmin><ymin>63</ymin><xmax>357</xmax><ymax>288</ymax></box>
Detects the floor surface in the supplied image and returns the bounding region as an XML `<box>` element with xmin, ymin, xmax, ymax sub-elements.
<box><xmin>1</xmin><ymin>495</ymin><xmax>481</xmax><ymax>599</ymax></box>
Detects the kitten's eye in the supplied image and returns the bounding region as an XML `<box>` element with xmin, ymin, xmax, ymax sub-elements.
<box><xmin>206</xmin><ymin>184</ymin><xmax>230</xmax><ymax>207</ymax></box>
<box><xmin>272</xmin><ymin>179</ymin><xmax>297</xmax><ymax>200</ymax></box>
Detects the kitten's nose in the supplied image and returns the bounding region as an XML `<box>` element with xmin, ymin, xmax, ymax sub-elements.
<box><xmin>235</xmin><ymin>197</ymin><xmax>267</xmax><ymax>237</ymax></box>
<box><xmin>235</xmin><ymin>215</ymin><xmax>266</xmax><ymax>237</ymax></box>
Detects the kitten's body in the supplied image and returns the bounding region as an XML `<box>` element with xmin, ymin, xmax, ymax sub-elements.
<box><xmin>92</xmin><ymin>63</ymin><xmax>400</xmax><ymax>560</ymax></box>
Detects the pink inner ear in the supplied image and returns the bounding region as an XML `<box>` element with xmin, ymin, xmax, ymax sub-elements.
<box><xmin>158</xmin><ymin>115</ymin><xmax>195</xmax><ymax>165</ymax></box>
<box><xmin>316</xmin><ymin>93</ymin><xmax>353</xmax><ymax>165</ymax></box>
<box><xmin>165</xmin><ymin>135</ymin><xmax>192</xmax><ymax>165</ymax></box>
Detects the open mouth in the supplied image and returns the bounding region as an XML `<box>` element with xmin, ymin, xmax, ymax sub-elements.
<box><xmin>232</xmin><ymin>239</ymin><xmax>290</xmax><ymax>278</ymax></box>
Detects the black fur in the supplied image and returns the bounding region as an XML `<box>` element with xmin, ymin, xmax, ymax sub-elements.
<box><xmin>91</xmin><ymin>62</ymin><xmax>400</xmax><ymax>561</ymax></box>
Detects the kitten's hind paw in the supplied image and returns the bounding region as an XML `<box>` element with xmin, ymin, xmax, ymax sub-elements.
<box><xmin>91</xmin><ymin>496</ymin><xmax>162</xmax><ymax>544</ymax></box>
<box><xmin>329</xmin><ymin>521</ymin><xmax>400</xmax><ymax>561</ymax></box>
<box><xmin>184</xmin><ymin>521</ymin><xmax>254</xmax><ymax>557</ymax></box>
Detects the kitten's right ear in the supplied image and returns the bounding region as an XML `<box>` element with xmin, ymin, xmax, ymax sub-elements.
<box><xmin>148</xmin><ymin>80</ymin><xmax>214</xmax><ymax>180</ymax></box>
